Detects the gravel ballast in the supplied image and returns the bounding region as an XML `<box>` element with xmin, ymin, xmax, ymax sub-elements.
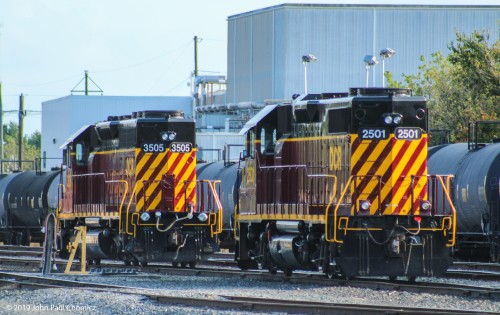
<box><xmin>0</xmin><ymin>269</ymin><xmax>499</xmax><ymax>315</ymax></box>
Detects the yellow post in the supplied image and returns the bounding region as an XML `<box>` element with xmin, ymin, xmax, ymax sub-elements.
<box><xmin>64</xmin><ymin>226</ymin><xmax>88</xmax><ymax>275</ymax></box>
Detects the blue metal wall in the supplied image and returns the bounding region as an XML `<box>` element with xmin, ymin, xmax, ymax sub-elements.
<box><xmin>227</xmin><ymin>4</ymin><xmax>500</xmax><ymax>103</ymax></box>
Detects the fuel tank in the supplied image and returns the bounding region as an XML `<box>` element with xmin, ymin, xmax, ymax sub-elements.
<box><xmin>428</xmin><ymin>143</ymin><xmax>500</xmax><ymax>233</ymax></box>
<box><xmin>196</xmin><ymin>161</ymin><xmax>243</xmax><ymax>228</ymax></box>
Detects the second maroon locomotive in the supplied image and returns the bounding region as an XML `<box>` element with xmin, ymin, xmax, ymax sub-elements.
<box><xmin>234</xmin><ymin>88</ymin><xmax>456</xmax><ymax>280</ymax></box>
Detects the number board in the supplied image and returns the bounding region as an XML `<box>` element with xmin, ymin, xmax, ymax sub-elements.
<box><xmin>359</xmin><ymin>128</ymin><xmax>389</xmax><ymax>140</ymax></box>
<box><xmin>170</xmin><ymin>142</ymin><xmax>193</xmax><ymax>153</ymax></box>
<box><xmin>395</xmin><ymin>127</ymin><xmax>422</xmax><ymax>140</ymax></box>
<box><xmin>142</xmin><ymin>142</ymin><xmax>166</xmax><ymax>153</ymax></box>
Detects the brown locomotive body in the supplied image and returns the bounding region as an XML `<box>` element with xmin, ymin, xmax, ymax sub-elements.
<box><xmin>57</xmin><ymin>110</ymin><xmax>222</xmax><ymax>266</ymax></box>
<box><xmin>236</xmin><ymin>88</ymin><xmax>456</xmax><ymax>280</ymax></box>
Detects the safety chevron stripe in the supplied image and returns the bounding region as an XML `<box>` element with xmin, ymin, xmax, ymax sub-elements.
<box><xmin>350</xmin><ymin>134</ymin><xmax>428</xmax><ymax>215</ymax></box>
<box><xmin>135</xmin><ymin>148</ymin><xmax>197</xmax><ymax>213</ymax></box>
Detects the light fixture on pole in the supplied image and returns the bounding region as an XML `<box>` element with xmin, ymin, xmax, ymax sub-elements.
<box><xmin>380</xmin><ymin>48</ymin><xmax>396</xmax><ymax>88</ymax></box>
<box><xmin>363</xmin><ymin>55</ymin><xmax>378</xmax><ymax>87</ymax></box>
<box><xmin>302</xmin><ymin>54</ymin><xmax>317</xmax><ymax>94</ymax></box>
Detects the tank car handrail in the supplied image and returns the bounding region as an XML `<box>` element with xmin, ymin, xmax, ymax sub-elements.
<box><xmin>208</xmin><ymin>180</ymin><xmax>223</xmax><ymax>235</ymax></box>
<box><xmin>105</xmin><ymin>180</ymin><xmax>129</xmax><ymax>235</ymax></box>
<box><xmin>194</xmin><ymin>179</ymin><xmax>223</xmax><ymax>236</ymax></box>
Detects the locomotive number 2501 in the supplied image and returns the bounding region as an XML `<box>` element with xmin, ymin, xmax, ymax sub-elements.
<box><xmin>395</xmin><ymin>127</ymin><xmax>422</xmax><ymax>140</ymax></box>
<box><xmin>359</xmin><ymin>128</ymin><xmax>389</xmax><ymax>140</ymax></box>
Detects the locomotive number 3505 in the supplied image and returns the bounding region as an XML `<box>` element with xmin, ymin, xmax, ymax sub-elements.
<box><xmin>170</xmin><ymin>142</ymin><xmax>193</xmax><ymax>153</ymax></box>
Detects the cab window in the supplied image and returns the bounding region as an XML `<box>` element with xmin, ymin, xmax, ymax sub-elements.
<box><xmin>75</xmin><ymin>143</ymin><xmax>87</xmax><ymax>166</ymax></box>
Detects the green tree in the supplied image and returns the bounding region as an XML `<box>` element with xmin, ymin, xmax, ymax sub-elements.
<box><xmin>2</xmin><ymin>122</ymin><xmax>41</xmax><ymax>172</ymax></box>
<box><xmin>387</xmin><ymin>29</ymin><xmax>500</xmax><ymax>143</ymax></box>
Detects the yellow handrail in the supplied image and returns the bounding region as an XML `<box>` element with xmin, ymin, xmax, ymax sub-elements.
<box><xmin>124</xmin><ymin>182</ymin><xmax>140</xmax><ymax>235</ymax></box>
<box><xmin>325</xmin><ymin>176</ymin><xmax>353</xmax><ymax>243</ymax></box>
<box><xmin>56</xmin><ymin>183</ymin><xmax>65</xmax><ymax>219</ymax></box>
<box><xmin>205</xmin><ymin>179</ymin><xmax>223</xmax><ymax>235</ymax></box>
<box><xmin>435</xmin><ymin>175</ymin><xmax>457</xmax><ymax>247</ymax></box>
<box><xmin>105</xmin><ymin>180</ymin><xmax>129</xmax><ymax>234</ymax></box>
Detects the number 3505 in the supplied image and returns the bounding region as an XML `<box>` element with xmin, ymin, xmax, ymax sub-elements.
<box><xmin>170</xmin><ymin>142</ymin><xmax>192</xmax><ymax>153</ymax></box>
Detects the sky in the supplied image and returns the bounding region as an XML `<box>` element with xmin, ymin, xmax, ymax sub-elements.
<box><xmin>0</xmin><ymin>0</ymin><xmax>498</xmax><ymax>136</ymax></box>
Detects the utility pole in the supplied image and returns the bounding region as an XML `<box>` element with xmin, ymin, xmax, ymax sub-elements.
<box><xmin>85</xmin><ymin>70</ymin><xmax>89</xmax><ymax>95</ymax></box>
<box><xmin>71</xmin><ymin>71</ymin><xmax>103</xmax><ymax>95</ymax></box>
<box><xmin>194</xmin><ymin>36</ymin><xmax>199</xmax><ymax>77</ymax></box>
<box><xmin>0</xmin><ymin>82</ymin><xmax>3</xmax><ymax>169</ymax></box>
<box><xmin>18</xmin><ymin>94</ymin><xmax>24</xmax><ymax>170</ymax></box>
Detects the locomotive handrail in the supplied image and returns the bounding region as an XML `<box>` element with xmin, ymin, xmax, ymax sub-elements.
<box><xmin>56</xmin><ymin>183</ymin><xmax>65</xmax><ymax>218</ymax></box>
<box><xmin>124</xmin><ymin>181</ymin><xmax>140</xmax><ymax>235</ymax></box>
<box><xmin>434</xmin><ymin>175</ymin><xmax>457</xmax><ymax>247</ymax></box>
<box><xmin>325</xmin><ymin>174</ymin><xmax>457</xmax><ymax>245</ymax></box>
<box><xmin>253</xmin><ymin>160</ymin><xmax>336</xmax><ymax>211</ymax></box>
<box><xmin>105</xmin><ymin>180</ymin><xmax>129</xmax><ymax>235</ymax></box>
<box><xmin>325</xmin><ymin>176</ymin><xmax>353</xmax><ymax>244</ymax></box>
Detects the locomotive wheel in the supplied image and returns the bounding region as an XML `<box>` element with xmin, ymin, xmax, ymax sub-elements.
<box><xmin>325</xmin><ymin>268</ymin><xmax>336</xmax><ymax>279</ymax></box>
<box><xmin>407</xmin><ymin>276</ymin><xmax>417</xmax><ymax>283</ymax></box>
<box><xmin>139</xmin><ymin>261</ymin><xmax>148</xmax><ymax>267</ymax></box>
<box><xmin>181</xmin><ymin>262</ymin><xmax>187</xmax><ymax>268</ymax></box>
<box><xmin>124</xmin><ymin>260</ymin><xmax>131</xmax><ymax>266</ymax></box>
<box><xmin>6</xmin><ymin>232</ymin><xmax>16</xmax><ymax>245</ymax></box>
<box><xmin>268</xmin><ymin>266</ymin><xmax>278</xmax><ymax>275</ymax></box>
<box><xmin>237</xmin><ymin>260</ymin><xmax>258</xmax><ymax>270</ymax></box>
<box><xmin>389</xmin><ymin>276</ymin><xmax>397</xmax><ymax>281</ymax></box>
<box><xmin>188</xmin><ymin>261</ymin><xmax>196</xmax><ymax>268</ymax></box>
<box><xmin>283</xmin><ymin>268</ymin><xmax>292</xmax><ymax>277</ymax></box>
<box><xmin>172</xmin><ymin>261</ymin><xmax>179</xmax><ymax>267</ymax></box>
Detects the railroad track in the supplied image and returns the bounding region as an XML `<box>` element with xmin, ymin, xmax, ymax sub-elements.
<box><xmin>1</xmin><ymin>255</ymin><xmax>499</xmax><ymax>302</ymax></box>
<box><xmin>0</xmin><ymin>271</ymin><xmax>493</xmax><ymax>315</ymax></box>
<box><xmin>0</xmin><ymin>245</ymin><xmax>499</xmax><ymax>295</ymax></box>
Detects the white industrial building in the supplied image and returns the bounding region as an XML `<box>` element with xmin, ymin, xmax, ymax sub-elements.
<box><xmin>40</xmin><ymin>3</ymin><xmax>500</xmax><ymax>169</ymax></box>
<box><xmin>41</xmin><ymin>95</ymin><xmax>192</xmax><ymax>170</ymax></box>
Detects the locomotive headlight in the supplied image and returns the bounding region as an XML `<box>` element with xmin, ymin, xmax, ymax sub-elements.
<box><xmin>392</xmin><ymin>115</ymin><xmax>402</xmax><ymax>125</ymax></box>
<box><xmin>160</xmin><ymin>131</ymin><xmax>176</xmax><ymax>141</ymax></box>
<box><xmin>155</xmin><ymin>211</ymin><xmax>162</xmax><ymax>218</ymax></box>
<box><xmin>420</xmin><ymin>200</ymin><xmax>432</xmax><ymax>211</ymax></box>
<box><xmin>140</xmin><ymin>212</ymin><xmax>151</xmax><ymax>222</ymax></box>
<box><xmin>384</xmin><ymin>115</ymin><xmax>393</xmax><ymax>125</ymax></box>
<box><xmin>197</xmin><ymin>212</ymin><xmax>208</xmax><ymax>222</ymax></box>
<box><xmin>359</xmin><ymin>200</ymin><xmax>371</xmax><ymax>211</ymax></box>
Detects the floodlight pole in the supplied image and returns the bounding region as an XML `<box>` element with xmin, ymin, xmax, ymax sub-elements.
<box><xmin>380</xmin><ymin>48</ymin><xmax>396</xmax><ymax>88</ymax></box>
<box><xmin>302</xmin><ymin>54</ymin><xmax>317</xmax><ymax>95</ymax></box>
<box><xmin>303</xmin><ymin>61</ymin><xmax>309</xmax><ymax>94</ymax></box>
<box><xmin>366</xmin><ymin>65</ymin><xmax>370</xmax><ymax>87</ymax></box>
<box><xmin>381</xmin><ymin>58</ymin><xmax>386</xmax><ymax>88</ymax></box>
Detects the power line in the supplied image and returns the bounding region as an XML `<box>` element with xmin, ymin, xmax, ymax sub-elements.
<box><xmin>93</xmin><ymin>40</ymin><xmax>192</xmax><ymax>74</ymax></box>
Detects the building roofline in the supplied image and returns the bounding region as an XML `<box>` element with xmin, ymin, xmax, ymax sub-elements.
<box><xmin>228</xmin><ymin>3</ymin><xmax>500</xmax><ymax>20</ymax></box>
